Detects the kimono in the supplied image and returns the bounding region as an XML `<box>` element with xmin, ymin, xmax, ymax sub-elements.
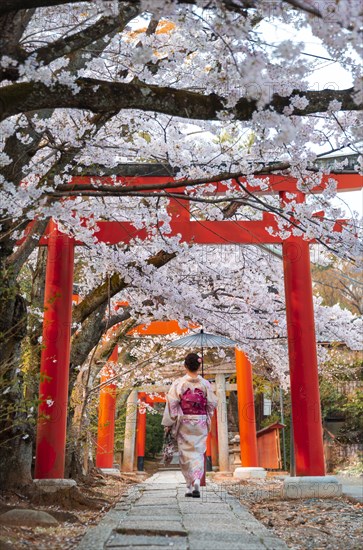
<box><xmin>162</xmin><ymin>374</ymin><xmax>218</xmax><ymax>486</ymax></box>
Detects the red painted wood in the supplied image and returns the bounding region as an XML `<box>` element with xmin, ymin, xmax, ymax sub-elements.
<box><xmin>206</xmin><ymin>431</ymin><xmax>212</xmax><ymax>457</ymax></box>
<box><xmin>235</xmin><ymin>348</ymin><xmax>259</xmax><ymax>467</ymax></box>
<box><xmin>34</xmin><ymin>221</ymin><xmax>75</xmax><ymax>478</ymax></box>
<box><xmin>32</xmin><ymin>173</ymin><xmax>361</xmax><ymax>478</ymax></box>
<box><xmin>210</xmin><ymin>410</ymin><xmax>219</xmax><ymax>468</ymax></box>
<box><xmin>144</xmin><ymin>395</ymin><xmax>166</xmax><ymax>403</ymax></box>
<box><xmin>129</xmin><ymin>320</ymin><xmax>189</xmax><ymax>336</ymax></box>
<box><xmin>281</xmin><ymin>191</ymin><xmax>325</xmax><ymax>476</ymax></box>
<box><xmin>95</xmin><ymin>346</ymin><xmax>118</xmax><ymax>469</ymax></box>
<box><xmin>186</xmin><ymin>216</ymin><xmax>281</xmax><ymax>245</ymax></box>
<box><xmin>71</xmin><ymin>172</ymin><xmax>362</xmax><ymax>193</ymax></box>
<box><xmin>28</xmin><ymin>214</ymin><xmax>350</xmax><ymax>247</ymax></box>
<box><xmin>136</xmin><ymin>398</ymin><xmax>147</xmax><ymax>461</ymax></box>
<box><xmin>257</xmin><ymin>427</ymin><xmax>282</xmax><ymax>470</ymax></box>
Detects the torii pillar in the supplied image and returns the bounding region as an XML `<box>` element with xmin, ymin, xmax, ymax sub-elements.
<box><xmin>136</xmin><ymin>393</ymin><xmax>147</xmax><ymax>471</ymax></box>
<box><xmin>34</xmin><ymin>221</ymin><xmax>74</xmax><ymax>479</ymax></box>
<box><xmin>281</xmin><ymin>191</ymin><xmax>341</xmax><ymax>497</ymax></box>
<box><xmin>206</xmin><ymin>432</ymin><xmax>212</xmax><ymax>471</ymax></box>
<box><xmin>281</xmin><ymin>191</ymin><xmax>325</xmax><ymax>476</ymax></box>
<box><xmin>95</xmin><ymin>346</ymin><xmax>118</xmax><ymax>469</ymax></box>
<box><xmin>234</xmin><ymin>348</ymin><xmax>265</xmax><ymax>479</ymax></box>
<box><xmin>210</xmin><ymin>410</ymin><xmax>219</xmax><ymax>469</ymax></box>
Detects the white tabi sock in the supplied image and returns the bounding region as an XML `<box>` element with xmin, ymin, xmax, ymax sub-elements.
<box><xmin>193</xmin><ymin>479</ymin><xmax>200</xmax><ymax>491</ymax></box>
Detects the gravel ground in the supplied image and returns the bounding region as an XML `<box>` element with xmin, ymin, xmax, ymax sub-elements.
<box><xmin>0</xmin><ymin>473</ymin><xmax>138</xmax><ymax>550</ymax></box>
<box><xmin>216</xmin><ymin>475</ymin><xmax>362</xmax><ymax>550</ymax></box>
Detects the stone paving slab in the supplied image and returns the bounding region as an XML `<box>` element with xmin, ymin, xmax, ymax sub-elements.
<box><xmin>76</xmin><ymin>486</ymin><xmax>142</xmax><ymax>550</ymax></box>
<box><xmin>127</xmin><ymin>511</ymin><xmax>181</xmax><ymax>519</ymax></box>
<box><xmin>112</xmin><ymin>547</ymin><xmax>186</xmax><ymax>550</ymax></box>
<box><xmin>183</xmin><ymin>517</ymin><xmax>251</xmax><ymax>532</ymax></box>
<box><xmin>107</xmin><ymin>533</ymin><xmax>187</xmax><ymax>549</ymax></box>
<box><xmin>181</xmin><ymin>507</ymin><xmax>232</xmax><ymax>515</ymax></box>
<box><xmin>188</xmin><ymin>534</ymin><xmax>269</xmax><ymax>550</ymax></box>
<box><xmin>77</xmin><ymin>471</ymin><xmax>288</xmax><ymax>550</ymax></box>
<box><xmin>116</xmin><ymin>522</ymin><xmax>187</xmax><ymax>535</ymax></box>
<box><xmin>127</xmin><ymin>506</ymin><xmax>180</xmax><ymax>514</ymax></box>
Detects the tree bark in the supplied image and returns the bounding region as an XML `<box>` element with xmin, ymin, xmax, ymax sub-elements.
<box><xmin>0</xmin><ymin>0</ymin><xmax>324</xmax><ymax>18</ymax></box>
<box><xmin>0</xmin><ymin>437</ymin><xmax>33</xmax><ymax>489</ymax></box>
<box><xmin>67</xmin><ymin>318</ymin><xmax>135</xmax><ymax>478</ymax></box>
<box><xmin>0</xmin><ymin>271</ymin><xmax>31</xmax><ymax>488</ymax></box>
<box><xmin>1</xmin><ymin>79</ymin><xmax>360</xmax><ymax>123</ymax></box>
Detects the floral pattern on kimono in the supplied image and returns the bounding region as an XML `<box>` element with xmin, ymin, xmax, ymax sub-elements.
<box><xmin>162</xmin><ymin>374</ymin><xmax>218</xmax><ymax>486</ymax></box>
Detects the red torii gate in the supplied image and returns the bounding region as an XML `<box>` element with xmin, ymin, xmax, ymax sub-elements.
<box><xmin>95</xmin><ymin>320</ymin><xmax>187</xmax><ymax>470</ymax></box>
<box><xmin>94</xmin><ymin>319</ymin><xmax>222</xmax><ymax>477</ymax></box>
<box><xmin>32</xmin><ymin>171</ymin><xmax>362</xmax><ymax>480</ymax></box>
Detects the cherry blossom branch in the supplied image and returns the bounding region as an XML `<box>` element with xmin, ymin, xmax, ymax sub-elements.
<box><xmin>0</xmin><ymin>0</ymin><xmax>334</xmax><ymax>19</ymax></box>
<box><xmin>5</xmin><ymin>217</ymin><xmax>50</xmax><ymax>275</ymax></box>
<box><xmin>283</xmin><ymin>0</ymin><xmax>322</xmax><ymax>17</ymax></box>
<box><xmin>0</xmin><ymin>78</ymin><xmax>360</xmax><ymax>123</ymax></box>
<box><xmin>52</xmin><ymin>162</ymin><xmax>294</xmax><ymax>194</ymax></box>
<box><xmin>72</xmin><ymin>249</ymin><xmax>176</xmax><ymax>325</ymax></box>
<box><xmin>1</xmin><ymin>6</ymin><xmax>140</xmax><ymax>81</ymax></box>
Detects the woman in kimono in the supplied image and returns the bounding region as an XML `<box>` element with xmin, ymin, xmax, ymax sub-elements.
<box><xmin>162</xmin><ymin>352</ymin><xmax>218</xmax><ymax>498</ymax></box>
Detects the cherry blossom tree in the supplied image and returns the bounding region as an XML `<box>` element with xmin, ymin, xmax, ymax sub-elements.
<box><xmin>0</xmin><ymin>0</ymin><xmax>362</xmax><ymax>487</ymax></box>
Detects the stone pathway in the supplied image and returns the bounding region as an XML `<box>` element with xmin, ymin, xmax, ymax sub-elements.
<box><xmin>77</xmin><ymin>471</ymin><xmax>287</xmax><ymax>550</ymax></box>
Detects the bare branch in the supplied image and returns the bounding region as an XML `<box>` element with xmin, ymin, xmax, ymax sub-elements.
<box><xmin>5</xmin><ymin>217</ymin><xmax>50</xmax><ymax>275</ymax></box>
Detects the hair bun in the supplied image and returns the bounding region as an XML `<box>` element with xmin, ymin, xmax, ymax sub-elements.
<box><xmin>184</xmin><ymin>352</ymin><xmax>201</xmax><ymax>372</ymax></box>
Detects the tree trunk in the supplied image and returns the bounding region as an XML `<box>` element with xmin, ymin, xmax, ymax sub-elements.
<box><xmin>0</xmin><ymin>242</ymin><xmax>33</xmax><ymax>488</ymax></box>
<box><xmin>0</xmin><ymin>435</ymin><xmax>33</xmax><ymax>489</ymax></box>
<box><xmin>65</xmin><ymin>318</ymin><xmax>136</xmax><ymax>478</ymax></box>
<box><xmin>24</xmin><ymin>247</ymin><xmax>47</xmax><ymax>400</ymax></box>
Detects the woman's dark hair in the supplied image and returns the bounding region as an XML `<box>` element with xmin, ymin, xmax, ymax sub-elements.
<box><xmin>184</xmin><ymin>352</ymin><xmax>201</xmax><ymax>372</ymax></box>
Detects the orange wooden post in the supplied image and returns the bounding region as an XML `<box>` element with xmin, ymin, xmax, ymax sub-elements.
<box><xmin>95</xmin><ymin>346</ymin><xmax>118</xmax><ymax>469</ymax></box>
<box><xmin>136</xmin><ymin>393</ymin><xmax>147</xmax><ymax>471</ymax></box>
<box><xmin>235</xmin><ymin>348</ymin><xmax>258</xmax><ymax>466</ymax></box>
<box><xmin>210</xmin><ymin>410</ymin><xmax>219</xmax><ymax>468</ymax></box>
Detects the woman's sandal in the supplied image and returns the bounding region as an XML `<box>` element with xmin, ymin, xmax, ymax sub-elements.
<box><xmin>192</xmin><ymin>481</ymin><xmax>201</xmax><ymax>498</ymax></box>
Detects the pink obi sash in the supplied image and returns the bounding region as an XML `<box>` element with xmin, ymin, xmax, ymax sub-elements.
<box><xmin>180</xmin><ymin>388</ymin><xmax>207</xmax><ymax>415</ymax></box>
